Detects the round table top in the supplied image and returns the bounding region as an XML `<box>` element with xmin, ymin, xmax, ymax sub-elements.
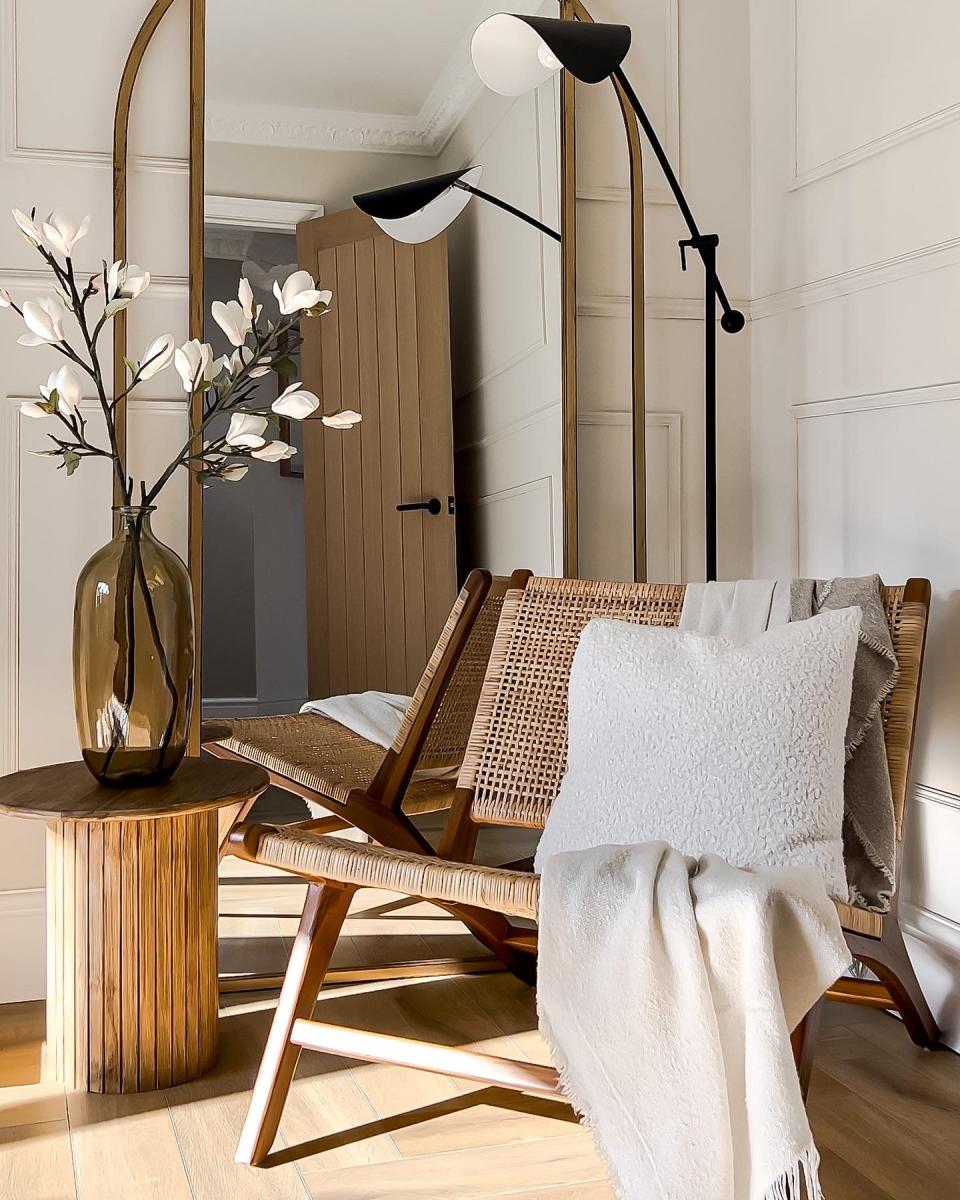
<box><xmin>0</xmin><ymin>757</ymin><xmax>269</xmax><ymax>822</ymax></box>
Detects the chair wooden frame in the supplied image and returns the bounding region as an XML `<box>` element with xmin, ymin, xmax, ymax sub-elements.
<box><xmin>227</xmin><ymin>574</ymin><xmax>934</xmax><ymax>1166</ymax></box>
<box><xmin>209</xmin><ymin>568</ymin><xmax>532</xmax><ymax>991</ymax></box>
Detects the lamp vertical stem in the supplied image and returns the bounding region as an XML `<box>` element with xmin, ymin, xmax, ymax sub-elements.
<box><xmin>702</xmin><ymin>238</ymin><xmax>718</xmax><ymax>583</ymax></box>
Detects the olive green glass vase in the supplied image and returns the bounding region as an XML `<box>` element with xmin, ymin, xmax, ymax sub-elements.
<box><xmin>73</xmin><ymin>506</ymin><xmax>195</xmax><ymax>785</ymax></box>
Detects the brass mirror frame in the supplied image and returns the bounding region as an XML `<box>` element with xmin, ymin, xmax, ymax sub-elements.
<box><xmin>113</xmin><ymin>0</ymin><xmax>647</xmax><ymax>753</ymax></box>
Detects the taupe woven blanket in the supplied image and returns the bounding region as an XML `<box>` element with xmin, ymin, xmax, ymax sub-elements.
<box><xmin>791</xmin><ymin>576</ymin><xmax>898</xmax><ymax>912</ymax></box>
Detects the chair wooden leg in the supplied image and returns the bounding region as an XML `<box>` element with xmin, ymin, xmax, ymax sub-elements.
<box><xmin>847</xmin><ymin>922</ymin><xmax>941</xmax><ymax>1049</ymax></box>
<box><xmin>791</xmin><ymin>998</ymin><xmax>823</xmax><ymax>1102</ymax></box>
<box><xmin>217</xmin><ymin>793</ymin><xmax>260</xmax><ymax>857</ymax></box>
<box><xmin>235</xmin><ymin>881</ymin><xmax>356</xmax><ymax>1167</ymax></box>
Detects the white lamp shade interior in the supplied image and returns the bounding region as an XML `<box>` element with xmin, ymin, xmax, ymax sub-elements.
<box><xmin>369</xmin><ymin>167</ymin><xmax>482</xmax><ymax>245</ymax></box>
<box><xmin>471</xmin><ymin>14</ymin><xmax>557</xmax><ymax>97</ymax></box>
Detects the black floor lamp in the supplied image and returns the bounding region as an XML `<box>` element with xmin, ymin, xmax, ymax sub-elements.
<box><xmin>354</xmin><ymin>165</ymin><xmax>560</xmax><ymax>244</ymax></box>
<box><xmin>472</xmin><ymin>14</ymin><xmax>745</xmax><ymax>582</ymax></box>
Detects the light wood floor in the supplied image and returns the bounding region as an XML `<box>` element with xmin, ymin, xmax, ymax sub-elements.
<box><xmin>1</xmin><ymin>832</ymin><xmax>958</xmax><ymax>1199</ymax></box>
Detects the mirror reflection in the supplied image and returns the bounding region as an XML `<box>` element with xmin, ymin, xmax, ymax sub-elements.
<box><xmin>202</xmin><ymin>0</ymin><xmax>563</xmax><ymax>720</ymax></box>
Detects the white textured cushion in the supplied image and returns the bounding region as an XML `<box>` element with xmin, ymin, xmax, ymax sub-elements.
<box><xmin>534</xmin><ymin>609</ymin><xmax>861</xmax><ymax>900</ymax></box>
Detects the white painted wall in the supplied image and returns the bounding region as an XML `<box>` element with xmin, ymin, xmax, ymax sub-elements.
<box><xmin>749</xmin><ymin>0</ymin><xmax>960</xmax><ymax>1048</ymax></box>
<box><xmin>440</xmin><ymin>77</ymin><xmax>564</xmax><ymax>577</ymax></box>
<box><xmin>0</xmin><ymin>0</ymin><xmax>190</xmax><ymax>1001</ymax></box>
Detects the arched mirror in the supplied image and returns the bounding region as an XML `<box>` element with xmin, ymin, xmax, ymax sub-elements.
<box><xmin>114</xmin><ymin>1</ymin><xmax>648</xmax><ymax>745</ymax></box>
<box><xmin>201</xmin><ymin>0</ymin><xmax>573</xmax><ymax>715</ymax></box>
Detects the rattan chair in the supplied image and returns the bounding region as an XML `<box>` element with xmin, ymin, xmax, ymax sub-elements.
<box><xmin>226</xmin><ymin>575</ymin><xmax>934</xmax><ymax>1166</ymax></box>
<box><xmin>209</xmin><ymin>567</ymin><xmax>530</xmax><ymax>990</ymax></box>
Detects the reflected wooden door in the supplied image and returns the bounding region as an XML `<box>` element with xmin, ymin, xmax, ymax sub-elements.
<box><xmin>297</xmin><ymin>209</ymin><xmax>457</xmax><ymax>698</ymax></box>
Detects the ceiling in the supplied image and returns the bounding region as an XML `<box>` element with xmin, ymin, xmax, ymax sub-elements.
<box><xmin>206</xmin><ymin>0</ymin><xmax>543</xmax><ymax>154</ymax></box>
<box><xmin>207</xmin><ymin>0</ymin><xmax>489</xmax><ymax>115</ymax></box>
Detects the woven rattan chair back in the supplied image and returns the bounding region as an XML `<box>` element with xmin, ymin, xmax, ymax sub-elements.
<box><xmin>458</xmin><ymin>576</ymin><xmax>927</xmax><ymax>834</ymax></box>
<box><xmin>392</xmin><ymin>574</ymin><xmax>514</xmax><ymax>773</ymax></box>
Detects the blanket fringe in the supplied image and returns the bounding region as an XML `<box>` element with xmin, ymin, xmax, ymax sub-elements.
<box><xmin>764</xmin><ymin>1144</ymin><xmax>824</xmax><ymax>1200</ymax></box>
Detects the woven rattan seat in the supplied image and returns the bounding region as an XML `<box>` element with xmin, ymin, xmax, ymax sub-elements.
<box><xmin>210</xmin><ymin>571</ymin><xmax>519</xmax><ymax>830</ymax></box>
<box><xmin>254</xmin><ymin>828</ymin><xmax>540</xmax><ymax>919</ymax></box>
<box><xmin>250</xmin><ymin>826</ymin><xmax>886</xmax><ymax>935</ymax></box>
<box><xmin>217</xmin><ymin>713</ymin><xmax>455</xmax><ymax>814</ymax></box>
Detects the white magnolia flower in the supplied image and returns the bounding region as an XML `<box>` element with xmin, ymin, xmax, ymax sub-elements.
<box><xmin>272</xmin><ymin>381</ymin><xmax>320</xmax><ymax>419</ymax></box>
<box><xmin>211</xmin><ymin>299</ymin><xmax>251</xmax><ymax>348</ymax></box>
<box><xmin>139</xmin><ymin>334</ymin><xmax>175</xmax><ymax>380</ymax></box>
<box><xmin>220</xmin><ymin>464</ymin><xmax>249</xmax><ymax>482</ymax></box>
<box><xmin>225</xmin><ymin>412</ymin><xmax>268</xmax><ymax>449</ymax></box>
<box><xmin>238</xmin><ymin>276</ymin><xmax>260</xmax><ymax>322</ymax></box>
<box><xmin>273</xmin><ymin>270</ymin><xmax>331</xmax><ymax>315</ymax></box>
<box><xmin>0</xmin><ymin>288</ymin><xmax>12</xmax><ymax>308</ymax></box>
<box><xmin>174</xmin><ymin>339</ymin><xmax>217</xmax><ymax>392</ymax></box>
<box><xmin>19</xmin><ymin>296</ymin><xmax>67</xmax><ymax>345</ymax></box>
<box><xmin>40</xmin><ymin>364</ymin><xmax>83</xmax><ymax>419</ymax></box>
<box><xmin>12</xmin><ymin>208</ymin><xmax>43</xmax><ymax>246</ymax></box>
<box><xmin>41</xmin><ymin>210</ymin><xmax>91</xmax><ymax>257</ymax></box>
<box><xmin>251</xmin><ymin>439</ymin><xmax>297</xmax><ymax>462</ymax></box>
<box><xmin>19</xmin><ymin>400</ymin><xmax>47</xmax><ymax>419</ymax></box>
<box><xmin>321</xmin><ymin>409</ymin><xmax>362</xmax><ymax>429</ymax></box>
<box><xmin>228</xmin><ymin>345</ymin><xmax>271</xmax><ymax>379</ymax></box>
<box><xmin>104</xmin><ymin>261</ymin><xmax>150</xmax><ymax>314</ymax></box>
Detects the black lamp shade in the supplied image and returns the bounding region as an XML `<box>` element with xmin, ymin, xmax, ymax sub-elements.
<box><xmin>471</xmin><ymin>14</ymin><xmax>631</xmax><ymax>95</ymax></box>
<box><xmin>353</xmin><ymin>167</ymin><xmax>482</xmax><ymax>244</ymax></box>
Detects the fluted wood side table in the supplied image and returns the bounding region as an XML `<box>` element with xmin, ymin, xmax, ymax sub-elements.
<box><xmin>0</xmin><ymin>757</ymin><xmax>267</xmax><ymax>1093</ymax></box>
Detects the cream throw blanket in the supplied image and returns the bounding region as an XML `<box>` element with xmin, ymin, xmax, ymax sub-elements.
<box><xmin>538</xmin><ymin>842</ymin><xmax>850</xmax><ymax>1200</ymax></box>
<box><xmin>300</xmin><ymin>690</ymin><xmax>412</xmax><ymax>748</ymax></box>
<box><xmin>297</xmin><ymin>691</ymin><xmax>456</xmax><ymax>820</ymax></box>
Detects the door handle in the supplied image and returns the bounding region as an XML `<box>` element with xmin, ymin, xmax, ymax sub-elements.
<box><xmin>396</xmin><ymin>498</ymin><xmax>442</xmax><ymax>516</ymax></box>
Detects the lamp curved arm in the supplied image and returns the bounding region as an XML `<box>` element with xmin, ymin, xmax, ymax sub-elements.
<box><xmin>612</xmin><ymin>66</ymin><xmax>744</xmax><ymax>333</ymax></box>
<box><xmin>452</xmin><ymin>180</ymin><xmax>561</xmax><ymax>242</ymax></box>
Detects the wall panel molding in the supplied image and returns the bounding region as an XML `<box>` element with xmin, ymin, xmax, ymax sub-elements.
<box><xmin>791</xmin><ymin>102</ymin><xmax>960</xmax><ymax>191</ymax></box>
<box><xmin>0</xmin><ymin>398</ymin><xmax>20</xmax><ymax>778</ymax></box>
<box><xmin>1</xmin><ymin>0</ymin><xmax>186</xmax><ymax>173</ymax></box>
<box><xmin>579</xmin><ymin>294</ymin><xmax>751</xmax><ymax>321</ymax></box>
<box><xmin>455</xmin><ymin>399</ymin><xmax>559</xmax><ymax>458</ymax></box>
<box><xmin>791</xmin><ymin>380</ymin><xmax>960</xmax><ymax>421</ymax></box>
<box><xmin>0</xmin><ymin>887</ymin><xmax>45</xmax><ymax>1003</ymax></box>
<box><xmin>452</xmin><ymin>86</ymin><xmax>551</xmax><ymax>399</ymax></box>
<box><xmin>464</xmin><ymin>476</ymin><xmax>558</xmax><ymax>576</ymax></box>
<box><xmin>750</xmin><ymin>234</ymin><xmax>960</xmax><ymax>321</ymax></box>
<box><xmin>790</xmin><ymin>0</ymin><xmax>960</xmax><ymax>190</ymax></box>
<box><xmin>578</xmin><ymin>409</ymin><xmax>682</xmax><ymax>581</ymax></box>
<box><xmin>915</xmin><ymin>782</ymin><xmax>960</xmax><ymax>818</ymax></box>
<box><xmin>0</xmin><ymin>268</ymin><xmax>188</xmax><ymax>295</ymax></box>
<box><xmin>901</xmin><ymin>901</ymin><xmax>960</xmax><ymax>963</ymax></box>
<box><xmin>643</xmin><ymin>0</ymin><xmax>680</xmax><ymax>206</ymax></box>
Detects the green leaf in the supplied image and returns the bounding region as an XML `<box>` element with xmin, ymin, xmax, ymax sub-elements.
<box><xmin>272</xmin><ymin>356</ymin><xmax>298</xmax><ymax>382</ymax></box>
<box><xmin>123</xmin><ymin>356</ymin><xmax>137</xmax><ymax>376</ymax></box>
<box><xmin>62</xmin><ymin>450</ymin><xmax>81</xmax><ymax>477</ymax></box>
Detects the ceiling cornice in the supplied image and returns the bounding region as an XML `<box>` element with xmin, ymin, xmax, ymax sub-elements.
<box><xmin>206</xmin><ymin>59</ymin><xmax>485</xmax><ymax>158</ymax></box>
